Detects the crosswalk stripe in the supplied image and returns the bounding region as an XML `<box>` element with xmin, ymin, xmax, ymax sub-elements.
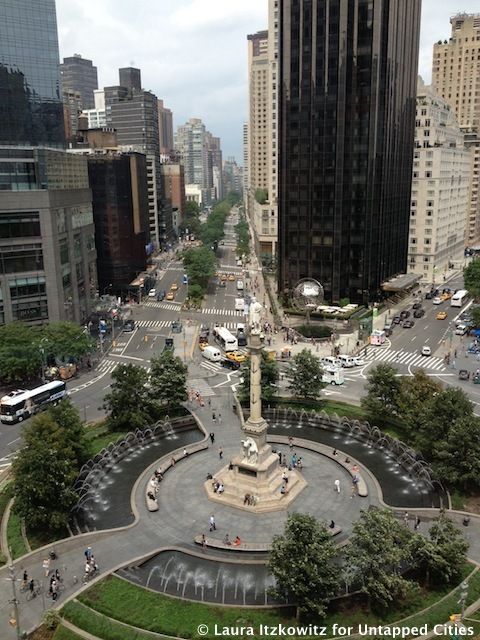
<box><xmin>202</xmin><ymin>308</ymin><xmax>242</xmax><ymax>316</ymax></box>
<box><xmin>366</xmin><ymin>348</ymin><xmax>446</xmax><ymax>371</ymax></box>
<box><xmin>135</xmin><ymin>320</ymin><xmax>170</xmax><ymax>328</ymax></box>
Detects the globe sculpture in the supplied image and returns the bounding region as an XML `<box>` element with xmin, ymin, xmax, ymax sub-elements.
<box><xmin>292</xmin><ymin>278</ymin><xmax>324</xmax><ymax>324</ymax></box>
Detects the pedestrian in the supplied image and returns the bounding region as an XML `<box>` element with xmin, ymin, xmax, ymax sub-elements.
<box><xmin>201</xmin><ymin>534</ymin><xmax>207</xmax><ymax>549</ymax></box>
<box><xmin>210</xmin><ymin>432</ymin><xmax>215</xmax><ymax>444</ymax></box>
<box><xmin>208</xmin><ymin>398</ymin><xmax>211</xmax><ymax>407</ymax></box>
<box><xmin>288</xmin><ymin>436</ymin><xmax>293</xmax><ymax>450</ymax></box>
<box><xmin>218</xmin><ymin>412</ymin><xmax>221</xmax><ymax>423</ymax></box>
<box><xmin>209</xmin><ymin>515</ymin><xmax>216</xmax><ymax>531</ymax></box>
<box><xmin>212</xmin><ymin>412</ymin><xmax>216</xmax><ymax>422</ymax></box>
<box><xmin>219</xmin><ymin>447</ymin><xmax>224</xmax><ymax>460</ymax></box>
<box><xmin>454</xmin><ymin>349</ymin><xmax>458</xmax><ymax>358</ymax></box>
<box><xmin>334</xmin><ymin>479</ymin><xmax>341</xmax><ymax>493</ymax></box>
<box><xmin>332</xmin><ymin>448</ymin><xmax>338</xmax><ymax>457</ymax></box>
<box><xmin>85</xmin><ymin>546</ymin><xmax>92</xmax><ymax>561</ymax></box>
<box><xmin>404</xmin><ymin>511</ymin><xmax>409</xmax><ymax>527</ymax></box>
<box><xmin>43</xmin><ymin>557</ymin><xmax>50</xmax><ymax>577</ymax></box>
<box><xmin>183</xmin><ymin>448</ymin><xmax>189</xmax><ymax>457</ymax></box>
<box><xmin>414</xmin><ymin>516</ymin><xmax>421</xmax><ymax>531</ymax></box>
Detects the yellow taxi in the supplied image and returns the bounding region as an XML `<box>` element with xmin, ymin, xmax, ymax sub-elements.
<box><xmin>214</xmin><ymin>271</ymin><xmax>219</xmax><ymax>277</ymax></box>
<box><xmin>170</xmin><ymin>283</ymin><xmax>178</xmax><ymax>291</ymax></box>
<box><xmin>199</xmin><ymin>341</ymin><xmax>208</xmax><ymax>351</ymax></box>
<box><xmin>226</xmin><ymin>351</ymin><xmax>247</xmax><ymax>363</ymax></box>
<box><xmin>228</xmin><ymin>274</ymin><xmax>235</xmax><ymax>281</ymax></box>
<box><xmin>436</xmin><ymin>311</ymin><xmax>448</xmax><ymax>320</ymax></box>
<box><xmin>221</xmin><ymin>274</ymin><xmax>227</xmax><ymax>282</ymax></box>
<box><xmin>166</xmin><ymin>291</ymin><xmax>175</xmax><ymax>301</ymax></box>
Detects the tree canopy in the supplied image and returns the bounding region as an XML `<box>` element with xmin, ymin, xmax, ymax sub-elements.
<box><xmin>286</xmin><ymin>349</ymin><xmax>325</xmax><ymax>400</ymax></box>
<box><xmin>103</xmin><ymin>364</ymin><xmax>153</xmax><ymax>432</ymax></box>
<box><xmin>463</xmin><ymin>259</ymin><xmax>480</xmax><ymax>299</ymax></box>
<box><xmin>361</xmin><ymin>363</ymin><xmax>402</xmax><ymax>423</ymax></box>
<box><xmin>239</xmin><ymin>350</ymin><xmax>278</xmax><ymax>402</ymax></box>
<box><xmin>268</xmin><ymin>513</ymin><xmax>340</xmax><ymax>619</ymax></box>
<box><xmin>149</xmin><ymin>350</ymin><xmax>188</xmax><ymax>412</ymax></box>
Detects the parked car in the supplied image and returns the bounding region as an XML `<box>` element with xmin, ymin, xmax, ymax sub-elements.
<box><xmin>459</xmin><ymin>369</ymin><xmax>470</xmax><ymax>381</ymax></box>
<box><xmin>412</xmin><ymin>302</ymin><xmax>422</xmax><ymax>310</ymax></box>
<box><xmin>392</xmin><ymin>315</ymin><xmax>401</xmax><ymax>325</ymax></box>
<box><xmin>402</xmin><ymin>319</ymin><xmax>415</xmax><ymax>328</ymax></box>
<box><xmin>413</xmin><ymin>308</ymin><xmax>425</xmax><ymax>318</ymax></box>
<box><xmin>400</xmin><ymin>310</ymin><xmax>410</xmax><ymax>319</ymax></box>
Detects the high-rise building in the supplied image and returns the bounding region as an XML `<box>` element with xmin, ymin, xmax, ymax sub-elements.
<box><xmin>0</xmin><ymin>0</ymin><xmax>65</xmax><ymax>147</ymax></box>
<box><xmin>62</xmin><ymin>89</ymin><xmax>82</xmax><ymax>141</ymax></box>
<box><xmin>158</xmin><ymin>99</ymin><xmax>174</xmax><ymax>156</ymax></box>
<box><xmin>119</xmin><ymin>67</ymin><xmax>142</xmax><ymax>93</ymax></box>
<box><xmin>0</xmin><ymin>147</ymin><xmax>96</xmax><ymax>324</ymax></box>
<box><xmin>223</xmin><ymin>158</ymin><xmax>243</xmax><ymax>197</ymax></box>
<box><xmin>243</xmin><ymin>123</ymin><xmax>249</xmax><ymax>207</ymax></box>
<box><xmin>160</xmin><ymin>163</ymin><xmax>186</xmax><ymax>236</ymax></box>
<box><xmin>82</xmin><ymin>90</ymin><xmax>107</xmax><ymax>129</ymax></box>
<box><xmin>246</xmin><ymin>27</ymin><xmax>277</xmax><ymax>257</ymax></box>
<box><xmin>408</xmin><ymin>81</ymin><xmax>471</xmax><ymax>283</ymax></box>
<box><xmin>432</xmin><ymin>14</ymin><xmax>480</xmax><ymax>242</ymax></box>
<box><xmin>175</xmin><ymin>118</ymin><xmax>222</xmax><ymax>205</ymax></box>
<box><xmin>278</xmin><ymin>0</ymin><xmax>421</xmax><ymax>304</ymax></box>
<box><xmin>87</xmin><ymin>152</ymin><xmax>150</xmax><ymax>295</ymax></box>
<box><xmin>60</xmin><ymin>54</ymin><xmax>98</xmax><ymax>110</ymax></box>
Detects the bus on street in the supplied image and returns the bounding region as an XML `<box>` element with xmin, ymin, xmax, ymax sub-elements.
<box><xmin>0</xmin><ymin>381</ymin><xmax>67</xmax><ymax>424</ymax></box>
<box><xmin>451</xmin><ymin>290</ymin><xmax>469</xmax><ymax>307</ymax></box>
<box><xmin>212</xmin><ymin>326</ymin><xmax>238</xmax><ymax>352</ymax></box>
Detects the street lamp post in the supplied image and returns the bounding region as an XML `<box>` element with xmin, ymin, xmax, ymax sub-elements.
<box><xmin>8</xmin><ymin>565</ymin><xmax>22</xmax><ymax>640</ymax></box>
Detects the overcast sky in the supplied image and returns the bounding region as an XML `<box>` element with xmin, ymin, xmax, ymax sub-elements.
<box><xmin>56</xmin><ymin>0</ymin><xmax>480</xmax><ymax>161</ymax></box>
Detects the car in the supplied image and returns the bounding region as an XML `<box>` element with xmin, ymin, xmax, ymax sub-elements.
<box><xmin>352</xmin><ymin>357</ymin><xmax>365</xmax><ymax>366</ymax></box>
<box><xmin>199</xmin><ymin>341</ymin><xmax>208</xmax><ymax>351</ymax></box>
<box><xmin>171</xmin><ymin>320</ymin><xmax>182</xmax><ymax>333</ymax></box>
<box><xmin>392</xmin><ymin>315</ymin><xmax>401</xmax><ymax>325</ymax></box>
<box><xmin>441</xmin><ymin>292</ymin><xmax>451</xmax><ymax>301</ymax></box>
<box><xmin>425</xmin><ymin>291</ymin><xmax>434</xmax><ymax>299</ymax></box>
<box><xmin>220</xmin><ymin>274</ymin><xmax>227</xmax><ymax>282</ymax></box>
<box><xmin>170</xmin><ymin>283</ymin><xmax>178</xmax><ymax>291</ymax></box>
<box><xmin>201</xmin><ymin>325</ymin><xmax>210</xmax><ymax>336</ymax></box>
<box><xmin>413</xmin><ymin>308</ymin><xmax>425</xmax><ymax>318</ymax></box>
<box><xmin>166</xmin><ymin>291</ymin><xmax>175</xmax><ymax>301</ymax></box>
<box><xmin>402</xmin><ymin>319</ymin><xmax>414</xmax><ymax>328</ymax></box>
<box><xmin>148</xmin><ymin>288</ymin><xmax>156</xmax><ymax>298</ymax></box>
<box><xmin>157</xmin><ymin>290</ymin><xmax>165</xmax><ymax>301</ymax></box>
<box><xmin>412</xmin><ymin>302</ymin><xmax>422</xmax><ymax>310</ymax></box>
<box><xmin>228</xmin><ymin>274</ymin><xmax>235</xmax><ymax>281</ymax></box>
<box><xmin>221</xmin><ymin>358</ymin><xmax>241</xmax><ymax>370</ymax></box>
<box><xmin>400</xmin><ymin>310</ymin><xmax>410</xmax><ymax>319</ymax></box>
<box><xmin>459</xmin><ymin>369</ymin><xmax>470</xmax><ymax>381</ymax></box>
<box><xmin>432</xmin><ymin>297</ymin><xmax>443</xmax><ymax>305</ymax></box>
<box><xmin>123</xmin><ymin>319</ymin><xmax>135</xmax><ymax>332</ymax></box>
<box><xmin>436</xmin><ymin>311</ymin><xmax>448</xmax><ymax>320</ymax></box>
<box><xmin>226</xmin><ymin>351</ymin><xmax>247</xmax><ymax>363</ymax></box>
<box><xmin>421</xmin><ymin>346</ymin><xmax>431</xmax><ymax>356</ymax></box>
<box><xmin>163</xmin><ymin>338</ymin><xmax>174</xmax><ymax>352</ymax></box>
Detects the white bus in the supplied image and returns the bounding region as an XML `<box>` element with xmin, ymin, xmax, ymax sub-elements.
<box><xmin>0</xmin><ymin>381</ymin><xmax>67</xmax><ymax>424</ymax></box>
<box><xmin>212</xmin><ymin>326</ymin><xmax>238</xmax><ymax>352</ymax></box>
<box><xmin>451</xmin><ymin>289</ymin><xmax>469</xmax><ymax>307</ymax></box>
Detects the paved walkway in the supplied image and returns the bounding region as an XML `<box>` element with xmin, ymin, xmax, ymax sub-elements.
<box><xmin>2</xmin><ymin>386</ymin><xmax>480</xmax><ymax>638</ymax></box>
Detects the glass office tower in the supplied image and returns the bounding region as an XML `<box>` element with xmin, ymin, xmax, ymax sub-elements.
<box><xmin>278</xmin><ymin>0</ymin><xmax>421</xmax><ymax>304</ymax></box>
<box><xmin>0</xmin><ymin>0</ymin><xmax>65</xmax><ymax>146</ymax></box>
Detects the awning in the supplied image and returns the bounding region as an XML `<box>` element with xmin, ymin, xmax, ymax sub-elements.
<box><xmin>381</xmin><ymin>273</ymin><xmax>421</xmax><ymax>292</ymax></box>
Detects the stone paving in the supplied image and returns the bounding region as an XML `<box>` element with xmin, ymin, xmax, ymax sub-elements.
<box><xmin>1</xmin><ymin>386</ymin><xmax>480</xmax><ymax>638</ymax></box>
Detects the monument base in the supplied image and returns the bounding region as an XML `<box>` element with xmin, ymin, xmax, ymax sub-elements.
<box><xmin>205</xmin><ymin>450</ymin><xmax>307</xmax><ymax>513</ymax></box>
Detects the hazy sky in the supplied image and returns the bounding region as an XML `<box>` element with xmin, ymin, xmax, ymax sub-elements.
<box><xmin>56</xmin><ymin>0</ymin><xmax>480</xmax><ymax>160</ymax></box>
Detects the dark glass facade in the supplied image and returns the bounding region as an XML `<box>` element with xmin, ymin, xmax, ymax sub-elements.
<box><xmin>0</xmin><ymin>0</ymin><xmax>65</xmax><ymax>147</ymax></box>
<box><xmin>278</xmin><ymin>0</ymin><xmax>421</xmax><ymax>304</ymax></box>
<box><xmin>88</xmin><ymin>153</ymin><xmax>150</xmax><ymax>294</ymax></box>
<box><xmin>60</xmin><ymin>55</ymin><xmax>98</xmax><ymax>110</ymax></box>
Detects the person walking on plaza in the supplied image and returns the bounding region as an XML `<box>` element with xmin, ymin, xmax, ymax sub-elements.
<box><xmin>334</xmin><ymin>479</ymin><xmax>341</xmax><ymax>493</ymax></box>
<box><xmin>210</xmin><ymin>432</ymin><xmax>215</xmax><ymax>444</ymax></box>
<box><xmin>219</xmin><ymin>447</ymin><xmax>224</xmax><ymax>460</ymax></box>
<box><xmin>209</xmin><ymin>515</ymin><xmax>216</xmax><ymax>531</ymax></box>
<box><xmin>212</xmin><ymin>412</ymin><xmax>216</xmax><ymax>422</ymax></box>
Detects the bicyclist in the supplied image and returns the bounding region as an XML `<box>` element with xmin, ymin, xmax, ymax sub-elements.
<box><xmin>28</xmin><ymin>578</ymin><xmax>35</xmax><ymax>594</ymax></box>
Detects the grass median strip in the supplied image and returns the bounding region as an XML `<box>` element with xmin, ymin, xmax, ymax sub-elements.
<box><xmin>67</xmin><ymin>571</ymin><xmax>480</xmax><ymax>640</ymax></box>
<box><xmin>6</xmin><ymin>509</ymin><xmax>28</xmax><ymax>559</ymax></box>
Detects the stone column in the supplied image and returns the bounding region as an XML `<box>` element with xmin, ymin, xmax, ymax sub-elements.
<box><xmin>249</xmin><ymin>330</ymin><xmax>263</xmax><ymax>423</ymax></box>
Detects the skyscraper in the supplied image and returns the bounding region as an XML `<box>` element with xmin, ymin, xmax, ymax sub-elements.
<box><xmin>278</xmin><ymin>0</ymin><xmax>421</xmax><ymax>304</ymax></box>
<box><xmin>119</xmin><ymin>67</ymin><xmax>142</xmax><ymax>93</ymax></box>
<box><xmin>432</xmin><ymin>14</ymin><xmax>480</xmax><ymax>242</ymax></box>
<box><xmin>0</xmin><ymin>0</ymin><xmax>65</xmax><ymax>146</ymax></box>
<box><xmin>158</xmin><ymin>99</ymin><xmax>174</xmax><ymax>155</ymax></box>
<box><xmin>60</xmin><ymin>54</ymin><xmax>98</xmax><ymax>110</ymax></box>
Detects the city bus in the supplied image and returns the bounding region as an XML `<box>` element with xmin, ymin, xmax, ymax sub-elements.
<box><xmin>0</xmin><ymin>381</ymin><xmax>67</xmax><ymax>424</ymax></box>
<box><xmin>212</xmin><ymin>326</ymin><xmax>238</xmax><ymax>352</ymax></box>
<box><xmin>451</xmin><ymin>289</ymin><xmax>469</xmax><ymax>308</ymax></box>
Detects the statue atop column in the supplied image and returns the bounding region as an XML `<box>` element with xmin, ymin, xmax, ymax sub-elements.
<box><xmin>249</xmin><ymin>298</ymin><xmax>263</xmax><ymax>333</ymax></box>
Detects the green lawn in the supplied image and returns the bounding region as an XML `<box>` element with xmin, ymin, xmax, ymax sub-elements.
<box><xmin>84</xmin><ymin>424</ymin><xmax>129</xmax><ymax>458</ymax></box>
<box><xmin>53</xmin><ymin>626</ymin><xmax>85</xmax><ymax>640</ymax></box>
<box><xmin>7</xmin><ymin>509</ymin><xmax>28</xmax><ymax>559</ymax></box>
<box><xmin>66</xmin><ymin>570</ymin><xmax>480</xmax><ymax>640</ymax></box>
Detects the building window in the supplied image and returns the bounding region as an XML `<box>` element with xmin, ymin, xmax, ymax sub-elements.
<box><xmin>0</xmin><ymin>246</ymin><xmax>43</xmax><ymax>273</ymax></box>
<box><xmin>9</xmin><ymin>276</ymin><xmax>46</xmax><ymax>299</ymax></box>
<box><xmin>0</xmin><ymin>212</ymin><xmax>40</xmax><ymax>238</ymax></box>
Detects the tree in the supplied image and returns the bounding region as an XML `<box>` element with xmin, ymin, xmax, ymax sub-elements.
<box><xmin>185</xmin><ymin>200</ymin><xmax>200</xmax><ymax>217</ymax></box>
<box><xmin>463</xmin><ymin>259</ymin><xmax>480</xmax><ymax>299</ymax></box>
<box><xmin>0</xmin><ymin>322</ymin><xmax>42</xmax><ymax>383</ymax></box>
<box><xmin>286</xmin><ymin>349</ymin><xmax>325</xmax><ymax>400</ymax></box>
<box><xmin>239</xmin><ymin>351</ymin><xmax>278</xmax><ymax>402</ymax></box>
<box><xmin>471</xmin><ymin>306</ymin><xmax>480</xmax><ymax>328</ymax></box>
<box><xmin>23</xmin><ymin>400</ymin><xmax>89</xmax><ymax>469</ymax></box>
<box><xmin>103</xmin><ymin>364</ymin><xmax>154</xmax><ymax>432</ymax></box>
<box><xmin>344</xmin><ymin>508</ymin><xmax>413</xmax><ymax>611</ymax></box>
<box><xmin>426</xmin><ymin>513</ymin><xmax>468</xmax><ymax>584</ymax></box>
<box><xmin>254</xmin><ymin>188</ymin><xmax>268</xmax><ymax>204</ymax></box>
<box><xmin>41</xmin><ymin>321</ymin><xmax>94</xmax><ymax>361</ymax></box>
<box><xmin>149</xmin><ymin>350</ymin><xmax>188</xmax><ymax>412</ymax></box>
<box><xmin>408</xmin><ymin>534</ymin><xmax>451</xmax><ymax>589</ymax></box>
<box><xmin>430</xmin><ymin>415</ymin><xmax>480</xmax><ymax>490</ymax></box>
<box><xmin>396</xmin><ymin>370</ymin><xmax>442</xmax><ymax>438</ymax></box>
<box><xmin>12</xmin><ymin>437</ymin><xmax>78</xmax><ymax>531</ymax></box>
<box><xmin>361</xmin><ymin>364</ymin><xmax>402</xmax><ymax>423</ymax></box>
<box><xmin>416</xmin><ymin>387</ymin><xmax>474</xmax><ymax>460</ymax></box>
<box><xmin>268</xmin><ymin>513</ymin><xmax>340</xmax><ymax>619</ymax></box>
<box><xmin>183</xmin><ymin>246</ymin><xmax>217</xmax><ymax>292</ymax></box>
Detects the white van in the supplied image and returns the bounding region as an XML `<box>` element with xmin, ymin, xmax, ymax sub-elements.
<box><xmin>202</xmin><ymin>346</ymin><xmax>222</xmax><ymax>362</ymax></box>
<box><xmin>236</xmin><ymin>280</ymin><xmax>244</xmax><ymax>291</ymax></box>
<box><xmin>322</xmin><ymin>367</ymin><xmax>344</xmax><ymax>385</ymax></box>
<box><xmin>337</xmin><ymin>355</ymin><xmax>355</xmax><ymax>368</ymax></box>
<box><xmin>235</xmin><ymin>298</ymin><xmax>245</xmax><ymax>312</ymax></box>
<box><xmin>455</xmin><ymin>323</ymin><xmax>468</xmax><ymax>336</ymax></box>
<box><xmin>148</xmin><ymin>288</ymin><xmax>156</xmax><ymax>298</ymax></box>
<box><xmin>321</xmin><ymin>356</ymin><xmax>341</xmax><ymax>368</ymax></box>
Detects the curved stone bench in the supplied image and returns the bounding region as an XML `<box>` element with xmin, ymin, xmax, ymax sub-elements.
<box><xmin>145</xmin><ymin>441</ymin><xmax>209</xmax><ymax>512</ymax></box>
<box><xmin>268</xmin><ymin>435</ymin><xmax>368</xmax><ymax>497</ymax></box>
<box><xmin>194</xmin><ymin>525</ymin><xmax>342</xmax><ymax>551</ymax></box>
